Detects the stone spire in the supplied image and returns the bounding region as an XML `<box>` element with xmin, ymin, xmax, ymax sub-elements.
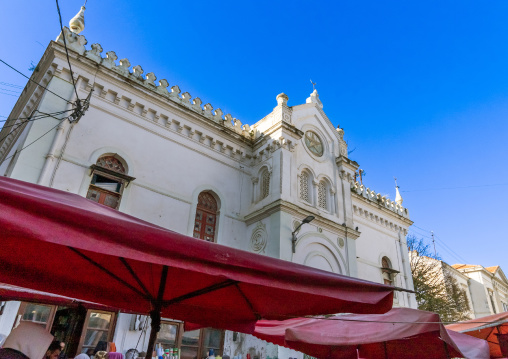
<box><xmin>394</xmin><ymin>178</ymin><xmax>403</xmax><ymax>205</ymax></box>
<box><xmin>69</xmin><ymin>6</ymin><xmax>86</xmax><ymax>34</ymax></box>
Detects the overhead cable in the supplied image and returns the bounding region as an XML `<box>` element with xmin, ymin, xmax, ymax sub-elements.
<box><xmin>0</xmin><ymin>109</ymin><xmax>73</xmax><ymax>131</ymax></box>
<box><xmin>0</xmin><ymin>121</ymin><xmax>64</xmax><ymax>166</ymax></box>
<box><xmin>55</xmin><ymin>0</ymin><xmax>80</xmax><ymax>102</ymax></box>
<box><xmin>0</xmin><ymin>59</ymin><xmax>73</xmax><ymax>105</ymax></box>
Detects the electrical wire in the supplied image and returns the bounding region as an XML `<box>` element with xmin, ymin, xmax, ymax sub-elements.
<box><xmin>55</xmin><ymin>0</ymin><xmax>80</xmax><ymax>102</ymax></box>
<box><xmin>0</xmin><ymin>110</ymin><xmax>71</xmax><ymax>147</ymax></box>
<box><xmin>0</xmin><ymin>109</ymin><xmax>73</xmax><ymax>131</ymax></box>
<box><xmin>0</xmin><ymin>121</ymin><xmax>64</xmax><ymax>166</ymax></box>
<box><xmin>402</xmin><ymin>183</ymin><xmax>508</xmax><ymax>192</ymax></box>
<box><xmin>0</xmin><ymin>110</ymin><xmax>72</xmax><ymax>122</ymax></box>
<box><xmin>0</xmin><ymin>82</ymin><xmax>23</xmax><ymax>89</ymax></box>
<box><xmin>0</xmin><ymin>91</ymin><xmax>18</xmax><ymax>97</ymax></box>
<box><xmin>409</xmin><ymin>225</ymin><xmax>470</xmax><ymax>264</ymax></box>
<box><xmin>0</xmin><ymin>59</ymin><xmax>73</xmax><ymax>105</ymax></box>
<box><xmin>0</xmin><ymin>87</ymin><xmax>21</xmax><ymax>93</ymax></box>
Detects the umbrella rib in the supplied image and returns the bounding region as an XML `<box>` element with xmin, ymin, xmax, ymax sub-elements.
<box><xmin>119</xmin><ymin>257</ymin><xmax>151</xmax><ymax>297</ymax></box>
<box><xmin>234</xmin><ymin>283</ymin><xmax>261</xmax><ymax>320</ymax></box>
<box><xmin>68</xmin><ymin>247</ymin><xmax>150</xmax><ymax>300</ymax></box>
<box><xmin>161</xmin><ymin>279</ymin><xmax>238</xmax><ymax>307</ymax></box>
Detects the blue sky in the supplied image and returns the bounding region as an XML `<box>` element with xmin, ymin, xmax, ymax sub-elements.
<box><xmin>1</xmin><ymin>1</ymin><xmax>507</xmax><ymax>269</ymax></box>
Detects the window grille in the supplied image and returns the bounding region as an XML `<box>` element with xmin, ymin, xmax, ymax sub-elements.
<box><xmin>318</xmin><ymin>181</ymin><xmax>327</xmax><ymax>209</ymax></box>
<box><xmin>261</xmin><ymin>170</ymin><xmax>270</xmax><ymax>199</ymax></box>
<box><xmin>300</xmin><ymin>172</ymin><xmax>309</xmax><ymax>202</ymax></box>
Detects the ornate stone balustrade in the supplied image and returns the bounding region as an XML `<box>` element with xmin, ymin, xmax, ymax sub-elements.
<box><xmin>56</xmin><ymin>27</ymin><xmax>260</xmax><ymax>141</ymax></box>
<box><xmin>351</xmin><ymin>181</ymin><xmax>409</xmax><ymax>219</ymax></box>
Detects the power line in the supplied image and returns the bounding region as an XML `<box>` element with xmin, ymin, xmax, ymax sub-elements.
<box><xmin>0</xmin><ymin>110</ymin><xmax>71</xmax><ymax>146</ymax></box>
<box><xmin>55</xmin><ymin>0</ymin><xmax>80</xmax><ymax>102</ymax></box>
<box><xmin>410</xmin><ymin>225</ymin><xmax>469</xmax><ymax>264</ymax></box>
<box><xmin>0</xmin><ymin>111</ymin><xmax>71</xmax><ymax>122</ymax></box>
<box><xmin>402</xmin><ymin>183</ymin><xmax>508</xmax><ymax>192</ymax></box>
<box><xmin>0</xmin><ymin>91</ymin><xmax>18</xmax><ymax>97</ymax></box>
<box><xmin>0</xmin><ymin>121</ymin><xmax>64</xmax><ymax>167</ymax></box>
<box><xmin>0</xmin><ymin>87</ymin><xmax>21</xmax><ymax>93</ymax></box>
<box><xmin>0</xmin><ymin>82</ymin><xmax>23</xmax><ymax>89</ymax></box>
<box><xmin>0</xmin><ymin>109</ymin><xmax>73</xmax><ymax>131</ymax></box>
<box><xmin>0</xmin><ymin>59</ymin><xmax>73</xmax><ymax>105</ymax></box>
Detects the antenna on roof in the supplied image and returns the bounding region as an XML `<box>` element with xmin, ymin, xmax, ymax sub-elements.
<box><xmin>83</xmin><ymin>0</ymin><xmax>88</xmax><ymax>6</ymax></box>
<box><xmin>310</xmin><ymin>79</ymin><xmax>316</xmax><ymax>91</ymax></box>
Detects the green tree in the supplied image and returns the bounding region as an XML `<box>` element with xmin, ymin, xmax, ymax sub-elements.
<box><xmin>407</xmin><ymin>235</ymin><xmax>471</xmax><ymax>322</ymax></box>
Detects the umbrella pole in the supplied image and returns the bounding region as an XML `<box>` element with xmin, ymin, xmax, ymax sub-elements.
<box><xmin>443</xmin><ymin>342</ymin><xmax>450</xmax><ymax>359</ymax></box>
<box><xmin>383</xmin><ymin>342</ymin><xmax>388</xmax><ymax>359</ymax></box>
<box><xmin>145</xmin><ymin>266</ymin><xmax>169</xmax><ymax>359</ymax></box>
<box><xmin>145</xmin><ymin>308</ymin><xmax>162</xmax><ymax>359</ymax></box>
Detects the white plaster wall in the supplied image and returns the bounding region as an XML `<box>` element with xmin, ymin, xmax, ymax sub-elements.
<box><xmin>0</xmin><ymin>39</ymin><xmax>417</xmax><ymax>359</ymax></box>
<box><xmin>353</xmin><ymin>206</ymin><xmax>413</xmax><ymax>308</ymax></box>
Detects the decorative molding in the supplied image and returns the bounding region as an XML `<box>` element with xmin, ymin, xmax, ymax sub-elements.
<box><xmin>250</xmin><ymin>221</ymin><xmax>268</xmax><ymax>253</ymax></box>
<box><xmin>244</xmin><ymin>199</ymin><xmax>360</xmax><ymax>238</ymax></box>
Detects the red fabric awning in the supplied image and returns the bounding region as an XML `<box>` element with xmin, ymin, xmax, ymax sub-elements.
<box><xmin>254</xmin><ymin>308</ymin><xmax>490</xmax><ymax>359</ymax></box>
<box><xmin>0</xmin><ymin>176</ymin><xmax>394</xmax><ymax>334</ymax></box>
<box><xmin>0</xmin><ymin>283</ymin><xmax>126</xmax><ymax>312</ymax></box>
<box><xmin>447</xmin><ymin>311</ymin><xmax>508</xmax><ymax>358</ymax></box>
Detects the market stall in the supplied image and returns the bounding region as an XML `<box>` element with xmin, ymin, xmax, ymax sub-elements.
<box><xmin>447</xmin><ymin>311</ymin><xmax>508</xmax><ymax>358</ymax></box>
<box><xmin>0</xmin><ymin>176</ymin><xmax>400</xmax><ymax>359</ymax></box>
<box><xmin>253</xmin><ymin>307</ymin><xmax>490</xmax><ymax>359</ymax></box>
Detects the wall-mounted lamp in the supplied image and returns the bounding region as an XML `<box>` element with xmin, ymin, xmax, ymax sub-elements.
<box><xmin>291</xmin><ymin>215</ymin><xmax>315</xmax><ymax>253</ymax></box>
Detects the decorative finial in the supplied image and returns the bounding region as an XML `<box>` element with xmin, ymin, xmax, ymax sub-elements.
<box><xmin>69</xmin><ymin>6</ymin><xmax>86</xmax><ymax>34</ymax></box>
<box><xmin>395</xmin><ymin>177</ymin><xmax>403</xmax><ymax>205</ymax></box>
<box><xmin>310</xmin><ymin>79</ymin><xmax>316</xmax><ymax>91</ymax></box>
<box><xmin>276</xmin><ymin>93</ymin><xmax>288</xmax><ymax>106</ymax></box>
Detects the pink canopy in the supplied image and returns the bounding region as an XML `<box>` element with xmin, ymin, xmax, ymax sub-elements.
<box><xmin>447</xmin><ymin>311</ymin><xmax>508</xmax><ymax>358</ymax></box>
<box><xmin>254</xmin><ymin>308</ymin><xmax>490</xmax><ymax>359</ymax></box>
<box><xmin>0</xmin><ymin>176</ymin><xmax>396</xmax><ymax>359</ymax></box>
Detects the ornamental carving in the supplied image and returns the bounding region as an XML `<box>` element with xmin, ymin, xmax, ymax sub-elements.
<box><xmin>250</xmin><ymin>221</ymin><xmax>267</xmax><ymax>253</ymax></box>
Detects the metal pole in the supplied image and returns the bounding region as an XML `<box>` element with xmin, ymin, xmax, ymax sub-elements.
<box><xmin>443</xmin><ymin>342</ymin><xmax>451</xmax><ymax>359</ymax></box>
<box><xmin>145</xmin><ymin>266</ymin><xmax>169</xmax><ymax>359</ymax></box>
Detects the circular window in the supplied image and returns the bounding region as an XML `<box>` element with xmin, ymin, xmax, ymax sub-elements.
<box><xmin>304</xmin><ymin>131</ymin><xmax>324</xmax><ymax>157</ymax></box>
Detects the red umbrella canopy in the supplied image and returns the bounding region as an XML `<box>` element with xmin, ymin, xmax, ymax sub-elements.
<box><xmin>0</xmin><ymin>177</ymin><xmax>394</xmax><ymax>329</ymax></box>
<box><xmin>447</xmin><ymin>311</ymin><xmax>508</xmax><ymax>358</ymax></box>
<box><xmin>254</xmin><ymin>308</ymin><xmax>490</xmax><ymax>359</ymax></box>
<box><xmin>0</xmin><ymin>283</ymin><xmax>124</xmax><ymax>312</ymax></box>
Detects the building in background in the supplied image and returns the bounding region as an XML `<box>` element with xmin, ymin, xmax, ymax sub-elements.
<box><xmin>0</xmin><ymin>9</ymin><xmax>415</xmax><ymax>359</ymax></box>
<box><xmin>452</xmin><ymin>264</ymin><xmax>508</xmax><ymax>318</ymax></box>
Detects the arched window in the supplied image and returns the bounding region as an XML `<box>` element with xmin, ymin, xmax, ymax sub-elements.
<box><xmin>86</xmin><ymin>155</ymin><xmax>133</xmax><ymax>209</ymax></box>
<box><xmin>193</xmin><ymin>192</ymin><xmax>219</xmax><ymax>242</ymax></box>
<box><xmin>260</xmin><ymin>168</ymin><xmax>270</xmax><ymax>200</ymax></box>
<box><xmin>317</xmin><ymin>180</ymin><xmax>327</xmax><ymax>210</ymax></box>
<box><xmin>381</xmin><ymin>257</ymin><xmax>394</xmax><ymax>286</ymax></box>
<box><xmin>299</xmin><ymin>171</ymin><xmax>310</xmax><ymax>202</ymax></box>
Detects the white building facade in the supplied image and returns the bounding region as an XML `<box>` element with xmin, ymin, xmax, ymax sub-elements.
<box><xmin>452</xmin><ymin>264</ymin><xmax>508</xmax><ymax>318</ymax></box>
<box><xmin>0</xmin><ymin>19</ymin><xmax>415</xmax><ymax>359</ymax></box>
